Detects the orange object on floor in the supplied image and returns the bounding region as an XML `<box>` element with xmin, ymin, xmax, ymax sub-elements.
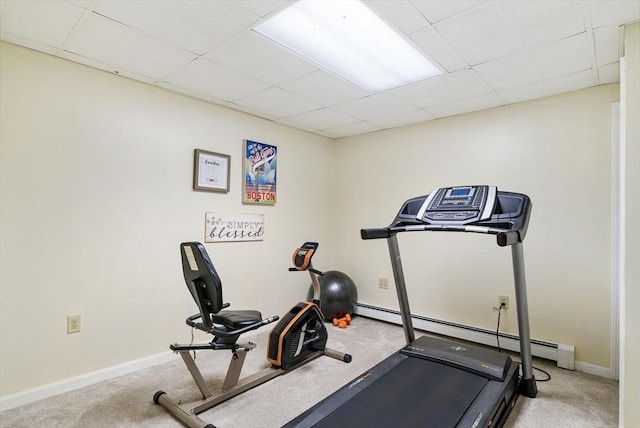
<box><xmin>332</xmin><ymin>313</ymin><xmax>352</xmax><ymax>329</ymax></box>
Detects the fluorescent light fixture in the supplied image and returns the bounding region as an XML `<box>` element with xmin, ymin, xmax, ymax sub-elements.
<box><xmin>254</xmin><ymin>0</ymin><xmax>442</xmax><ymax>93</ymax></box>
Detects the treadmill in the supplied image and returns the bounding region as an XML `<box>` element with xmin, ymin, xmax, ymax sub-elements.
<box><xmin>285</xmin><ymin>185</ymin><xmax>537</xmax><ymax>428</ymax></box>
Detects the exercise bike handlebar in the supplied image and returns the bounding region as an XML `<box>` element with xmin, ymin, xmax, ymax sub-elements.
<box><xmin>288</xmin><ymin>267</ymin><xmax>324</xmax><ymax>276</ymax></box>
<box><xmin>185</xmin><ymin>313</ymin><xmax>280</xmax><ymax>338</ymax></box>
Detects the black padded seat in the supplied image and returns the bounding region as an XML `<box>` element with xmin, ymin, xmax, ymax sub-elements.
<box><xmin>212</xmin><ymin>310</ymin><xmax>263</xmax><ymax>330</ymax></box>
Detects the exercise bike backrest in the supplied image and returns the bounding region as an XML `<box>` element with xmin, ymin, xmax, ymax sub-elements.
<box><xmin>179</xmin><ymin>242</ymin><xmax>276</xmax><ymax>342</ymax></box>
<box><xmin>180</xmin><ymin>242</ymin><xmax>227</xmax><ymax>329</ymax></box>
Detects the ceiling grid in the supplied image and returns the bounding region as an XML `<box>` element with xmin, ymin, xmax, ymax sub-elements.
<box><xmin>0</xmin><ymin>0</ymin><xmax>638</xmax><ymax>138</ymax></box>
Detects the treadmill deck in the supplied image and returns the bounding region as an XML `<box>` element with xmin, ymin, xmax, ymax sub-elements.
<box><xmin>285</xmin><ymin>336</ymin><xmax>519</xmax><ymax>428</ymax></box>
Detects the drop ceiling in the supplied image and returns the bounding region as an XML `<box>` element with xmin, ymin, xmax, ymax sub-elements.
<box><xmin>1</xmin><ymin>0</ymin><xmax>639</xmax><ymax>139</ymax></box>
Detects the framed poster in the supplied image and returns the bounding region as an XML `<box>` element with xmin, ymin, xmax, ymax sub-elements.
<box><xmin>243</xmin><ymin>140</ymin><xmax>277</xmax><ymax>205</ymax></box>
<box><xmin>193</xmin><ymin>149</ymin><xmax>230</xmax><ymax>193</ymax></box>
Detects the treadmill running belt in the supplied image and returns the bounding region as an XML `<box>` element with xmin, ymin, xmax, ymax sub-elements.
<box><xmin>310</xmin><ymin>357</ymin><xmax>488</xmax><ymax>428</ymax></box>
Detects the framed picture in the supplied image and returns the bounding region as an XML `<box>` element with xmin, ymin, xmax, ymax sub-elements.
<box><xmin>243</xmin><ymin>140</ymin><xmax>277</xmax><ymax>205</ymax></box>
<box><xmin>193</xmin><ymin>149</ymin><xmax>230</xmax><ymax>193</ymax></box>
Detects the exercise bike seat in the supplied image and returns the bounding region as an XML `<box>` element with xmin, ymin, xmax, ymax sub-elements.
<box><xmin>211</xmin><ymin>310</ymin><xmax>263</xmax><ymax>330</ymax></box>
<box><xmin>180</xmin><ymin>242</ymin><xmax>264</xmax><ymax>338</ymax></box>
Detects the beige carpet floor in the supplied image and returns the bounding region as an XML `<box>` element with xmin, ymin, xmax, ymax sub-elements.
<box><xmin>0</xmin><ymin>316</ymin><xmax>618</xmax><ymax>427</ymax></box>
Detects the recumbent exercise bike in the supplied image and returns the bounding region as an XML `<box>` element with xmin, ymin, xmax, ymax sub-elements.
<box><xmin>154</xmin><ymin>242</ymin><xmax>351</xmax><ymax>428</ymax></box>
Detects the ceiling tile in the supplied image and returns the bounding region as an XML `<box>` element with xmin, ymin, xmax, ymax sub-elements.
<box><xmin>280</xmin><ymin>108</ymin><xmax>360</xmax><ymax>131</ymax></box>
<box><xmin>234</xmin><ymin>87</ymin><xmax>321</xmax><ymax>118</ymax></box>
<box><xmin>278</xmin><ymin>70</ymin><xmax>369</xmax><ymax>106</ymax></box>
<box><xmin>369</xmin><ymin>1</ymin><xmax>430</xmax><ymax>35</ymax></box>
<box><xmin>178</xmin><ymin>1</ymin><xmax>259</xmax><ymax>39</ymax></box>
<box><xmin>367</xmin><ymin>108</ymin><xmax>437</xmax><ymax>129</ymax></box>
<box><xmin>204</xmin><ymin>31</ymin><xmax>280</xmax><ymax>73</ymax></box>
<box><xmin>333</xmin><ymin>93</ymin><xmax>420</xmax><ymax>121</ymax></box>
<box><xmin>540</xmin><ymin>69</ymin><xmax>597</xmax><ymax>96</ymax></box>
<box><xmin>162</xmin><ymin>57</ymin><xmax>237</xmax><ymax>94</ymax></box>
<box><xmin>411</xmin><ymin>26</ymin><xmax>468</xmax><ymax>72</ymax></box>
<box><xmin>529</xmin><ymin>33</ymin><xmax>592</xmax><ymax>80</ymax></box>
<box><xmin>67</xmin><ymin>0</ymin><xmax>92</xmax><ymax>8</ymax></box>
<box><xmin>1</xmin><ymin>0</ymin><xmax>637</xmax><ymax>140</ymax></box>
<box><xmin>110</xmin><ymin>68</ymin><xmax>157</xmax><ymax>85</ymax></box>
<box><xmin>0</xmin><ymin>0</ymin><xmax>84</xmax><ymax>47</ymax></box>
<box><xmin>514</xmin><ymin>6</ymin><xmax>585</xmax><ymax>50</ymax></box>
<box><xmin>156</xmin><ymin>17</ymin><xmax>224</xmax><ymax>55</ymax></box>
<box><xmin>427</xmin><ymin>93</ymin><xmax>503</xmax><ymax>118</ymax></box>
<box><xmin>320</xmin><ymin>121</ymin><xmax>383</xmax><ymax>139</ymax></box>
<box><xmin>496</xmin><ymin>82</ymin><xmax>547</xmax><ymax>105</ymax></box>
<box><xmin>392</xmin><ymin>69</ymin><xmax>492</xmax><ymax>108</ymax></box>
<box><xmin>456</xmin><ymin>34</ymin><xmax>520</xmax><ymax>66</ymax></box>
<box><xmin>59</xmin><ymin>49</ymin><xmax>118</xmax><ymax>74</ymax></box>
<box><xmin>593</xmin><ymin>26</ymin><xmax>623</xmax><ymax>66</ymax></box>
<box><xmin>90</xmin><ymin>0</ymin><xmax>177</xmax><ymax>34</ymax></box>
<box><xmin>63</xmin><ymin>12</ymin><xmax>147</xmax><ymax>66</ymax></box>
<box><xmin>589</xmin><ymin>0</ymin><xmax>640</xmax><ymax>29</ymax></box>
<box><xmin>411</xmin><ymin>0</ymin><xmax>485</xmax><ymax>24</ymax></box>
<box><xmin>154</xmin><ymin>2</ymin><xmax>259</xmax><ymax>55</ymax></box>
<box><xmin>245</xmin><ymin>51</ymin><xmax>317</xmax><ymax>86</ymax></box>
<box><xmin>0</xmin><ymin>33</ymin><xmax>59</xmax><ymax>55</ymax></box>
<box><xmin>226</xmin><ymin>101</ymin><xmax>280</xmax><ymax>121</ymax></box>
<box><xmin>235</xmin><ymin>0</ymin><xmax>288</xmax><ymax>17</ymax></box>
<box><xmin>498</xmin><ymin>1</ymin><xmax>578</xmax><ymax>28</ymax></box>
<box><xmin>598</xmin><ymin>62</ymin><xmax>620</xmax><ymax>84</ymax></box>
<box><xmin>205</xmin><ymin>30</ymin><xmax>319</xmax><ymax>87</ymax></box>
<box><xmin>434</xmin><ymin>2</ymin><xmax>510</xmax><ymax>49</ymax></box>
<box><xmin>226</xmin><ymin>30</ymin><xmax>284</xmax><ymax>58</ymax></box>
<box><xmin>157</xmin><ymin>80</ymin><xmax>231</xmax><ymax>107</ymax></box>
<box><xmin>122</xmin><ymin>38</ymin><xmax>197</xmax><ymax>80</ymax></box>
<box><xmin>474</xmin><ymin>53</ymin><xmax>539</xmax><ymax>91</ymax></box>
<box><xmin>207</xmin><ymin>74</ymin><xmax>271</xmax><ymax>102</ymax></box>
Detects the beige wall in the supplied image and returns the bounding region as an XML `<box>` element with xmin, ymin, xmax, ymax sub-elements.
<box><xmin>0</xmin><ymin>37</ymin><xmax>623</xmax><ymax>400</ymax></box>
<box><xmin>0</xmin><ymin>42</ymin><xmax>337</xmax><ymax>396</ymax></box>
<box><xmin>621</xmin><ymin>22</ymin><xmax>639</xmax><ymax>428</ymax></box>
<box><xmin>333</xmin><ymin>85</ymin><xmax>618</xmax><ymax>369</ymax></box>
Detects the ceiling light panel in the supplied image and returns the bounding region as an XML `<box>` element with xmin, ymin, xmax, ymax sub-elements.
<box><xmin>254</xmin><ymin>0</ymin><xmax>442</xmax><ymax>93</ymax></box>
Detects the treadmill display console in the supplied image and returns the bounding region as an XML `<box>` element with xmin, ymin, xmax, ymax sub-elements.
<box><xmin>416</xmin><ymin>185</ymin><xmax>497</xmax><ymax>225</ymax></box>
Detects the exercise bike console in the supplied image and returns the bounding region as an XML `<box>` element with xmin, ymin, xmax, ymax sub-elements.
<box><xmin>292</xmin><ymin>242</ymin><xmax>318</xmax><ymax>270</ymax></box>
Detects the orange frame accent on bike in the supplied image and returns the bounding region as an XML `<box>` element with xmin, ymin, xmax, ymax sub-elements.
<box><xmin>291</xmin><ymin>247</ymin><xmax>315</xmax><ymax>271</ymax></box>
<box><xmin>267</xmin><ymin>302</ymin><xmax>319</xmax><ymax>366</ymax></box>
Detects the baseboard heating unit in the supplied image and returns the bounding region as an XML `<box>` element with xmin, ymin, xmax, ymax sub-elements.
<box><xmin>355</xmin><ymin>303</ymin><xmax>575</xmax><ymax>370</ymax></box>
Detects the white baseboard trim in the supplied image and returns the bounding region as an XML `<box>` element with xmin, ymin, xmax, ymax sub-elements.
<box><xmin>355</xmin><ymin>303</ymin><xmax>577</xmax><ymax>370</ymax></box>
<box><xmin>1</xmin><ymin>308</ymin><xmax>611</xmax><ymax>413</ymax></box>
<box><xmin>0</xmin><ymin>323</ymin><xmax>275</xmax><ymax>413</ymax></box>
<box><xmin>574</xmin><ymin>361</ymin><xmax>614</xmax><ymax>379</ymax></box>
<box><xmin>0</xmin><ymin>351</ymin><xmax>175</xmax><ymax>412</ymax></box>
<box><xmin>356</xmin><ymin>303</ymin><xmax>616</xmax><ymax>379</ymax></box>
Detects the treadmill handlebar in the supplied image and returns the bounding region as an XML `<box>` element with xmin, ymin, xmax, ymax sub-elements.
<box><xmin>360</xmin><ymin>228</ymin><xmax>391</xmax><ymax>240</ymax></box>
<box><xmin>361</xmin><ymin>225</ymin><xmax>523</xmax><ymax>246</ymax></box>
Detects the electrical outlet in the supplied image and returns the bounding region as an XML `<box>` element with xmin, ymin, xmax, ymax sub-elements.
<box><xmin>378</xmin><ymin>278</ymin><xmax>389</xmax><ymax>290</ymax></box>
<box><xmin>67</xmin><ymin>315</ymin><xmax>81</xmax><ymax>334</ymax></box>
<box><xmin>498</xmin><ymin>295</ymin><xmax>509</xmax><ymax>310</ymax></box>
